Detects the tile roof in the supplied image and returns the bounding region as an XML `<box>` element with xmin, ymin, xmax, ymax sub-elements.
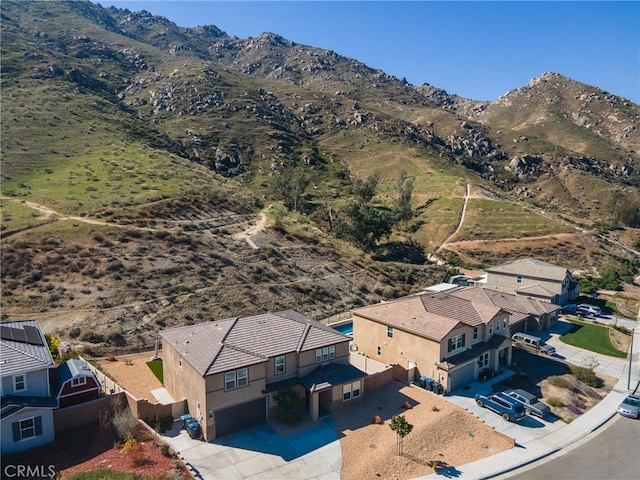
<box><xmin>160</xmin><ymin>310</ymin><xmax>350</xmax><ymax>376</ymax></box>
<box><xmin>451</xmin><ymin>287</ymin><xmax>560</xmax><ymax>320</ymax></box>
<box><xmin>515</xmin><ymin>284</ymin><xmax>558</xmax><ymax>298</ymax></box>
<box><xmin>352</xmin><ymin>292</ymin><xmax>505</xmax><ymax>341</ymax></box>
<box><xmin>0</xmin><ymin>320</ymin><xmax>54</xmax><ymax>377</ymax></box>
<box><xmin>487</xmin><ymin>258</ymin><xmax>569</xmax><ymax>281</ymax></box>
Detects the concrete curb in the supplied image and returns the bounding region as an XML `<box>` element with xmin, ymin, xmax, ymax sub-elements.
<box><xmin>418</xmin><ymin>324</ymin><xmax>640</xmax><ymax>480</ymax></box>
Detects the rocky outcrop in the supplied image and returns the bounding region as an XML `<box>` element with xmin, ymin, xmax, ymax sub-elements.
<box><xmin>505</xmin><ymin>155</ymin><xmax>545</xmax><ymax>179</ymax></box>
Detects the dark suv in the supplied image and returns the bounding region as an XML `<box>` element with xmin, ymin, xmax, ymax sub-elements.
<box><xmin>475</xmin><ymin>392</ymin><xmax>526</xmax><ymax>422</ymax></box>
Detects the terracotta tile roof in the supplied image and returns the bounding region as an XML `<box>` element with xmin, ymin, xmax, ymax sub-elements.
<box><xmin>352</xmin><ymin>292</ymin><xmax>504</xmax><ymax>341</ymax></box>
<box><xmin>451</xmin><ymin>287</ymin><xmax>559</xmax><ymax>320</ymax></box>
<box><xmin>160</xmin><ymin>310</ymin><xmax>350</xmax><ymax>376</ymax></box>
<box><xmin>487</xmin><ymin>258</ymin><xmax>569</xmax><ymax>281</ymax></box>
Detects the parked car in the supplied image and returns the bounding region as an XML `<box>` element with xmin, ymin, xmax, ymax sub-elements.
<box><xmin>562</xmin><ymin>304</ymin><xmax>577</xmax><ymax>314</ymax></box>
<box><xmin>511</xmin><ymin>332</ymin><xmax>556</xmax><ymax>356</ymax></box>
<box><xmin>475</xmin><ymin>392</ymin><xmax>526</xmax><ymax>422</ymax></box>
<box><xmin>617</xmin><ymin>394</ymin><xmax>640</xmax><ymax>419</ymax></box>
<box><xmin>576</xmin><ymin>303</ymin><xmax>601</xmax><ymax>317</ymax></box>
<box><xmin>504</xmin><ymin>389</ymin><xmax>551</xmax><ymax>418</ymax></box>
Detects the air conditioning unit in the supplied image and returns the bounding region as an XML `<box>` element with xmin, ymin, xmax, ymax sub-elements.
<box><xmin>349</xmin><ymin>343</ymin><xmax>358</xmax><ymax>352</ymax></box>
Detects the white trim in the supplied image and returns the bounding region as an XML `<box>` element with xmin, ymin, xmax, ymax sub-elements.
<box><xmin>17</xmin><ymin>416</ymin><xmax>37</xmax><ymax>442</ymax></box>
<box><xmin>13</xmin><ymin>374</ymin><xmax>27</xmax><ymax>393</ymax></box>
<box><xmin>71</xmin><ymin>376</ymin><xmax>87</xmax><ymax>387</ymax></box>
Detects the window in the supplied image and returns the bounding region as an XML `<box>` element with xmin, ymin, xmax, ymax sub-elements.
<box><xmin>478</xmin><ymin>352</ymin><xmax>489</xmax><ymax>369</ymax></box>
<box><xmin>447</xmin><ymin>333</ymin><xmax>466</xmax><ymax>353</ymax></box>
<box><xmin>496</xmin><ymin>320</ymin><xmax>500</xmax><ymax>332</ymax></box>
<box><xmin>315</xmin><ymin>345</ymin><xmax>336</xmax><ymax>363</ymax></box>
<box><xmin>178</xmin><ymin>356</ymin><xmax>182</xmax><ymax>368</ymax></box>
<box><xmin>387</xmin><ymin>326</ymin><xmax>394</xmax><ymax>338</ymax></box>
<box><xmin>342</xmin><ymin>380</ymin><xmax>361</xmax><ymax>401</ymax></box>
<box><xmin>516</xmin><ymin>276</ymin><xmax>522</xmax><ymax>284</ymax></box>
<box><xmin>488</xmin><ymin>323</ymin><xmax>493</xmax><ymax>335</ymax></box>
<box><xmin>13</xmin><ymin>375</ymin><xmax>26</xmax><ymax>393</ymax></box>
<box><xmin>275</xmin><ymin>355</ymin><xmax>285</xmax><ymax>375</ymax></box>
<box><xmin>225</xmin><ymin>368</ymin><xmax>249</xmax><ymax>391</ymax></box>
<box><xmin>473</xmin><ymin>327</ymin><xmax>479</xmax><ymax>341</ymax></box>
<box><xmin>225</xmin><ymin>372</ymin><xmax>236</xmax><ymax>391</ymax></box>
<box><xmin>12</xmin><ymin>417</ymin><xmax>42</xmax><ymax>442</ymax></box>
<box><xmin>377</xmin><ymin>346</ymin><xmax>381</xmax><ymax>356</ymax></box>
<box><xmin>71</xmin><ymin>377</ymin><xmax>87</xmax><ymax>387</ymax></box>
<box><xmin>503</xmin><ymin>318</ymin><xmax>508</xmax><ymax>330</ymax></box>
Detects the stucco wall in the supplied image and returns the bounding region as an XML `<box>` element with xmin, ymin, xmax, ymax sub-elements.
<box><xmin>352</xmin><ymin>314</ymin><xmax>442</xmax><ymax>380</ymax></box>
<box><xmin>162</xmin><ymin>338</ymin><xmax>207</xmax><ymax>437</ymax></box>
<box><xmin>487</xmin><ymin>271</ymin><xmax>568</xmax><ymax>297</ymax></box>
<box><xmin>54</xmin><ymin>393</ymin><xmax>126</xmax><ymax>433</ymax></box>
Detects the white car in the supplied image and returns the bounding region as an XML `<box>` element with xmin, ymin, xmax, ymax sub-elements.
<box><xmin>576</xmin><ymin>304</ymin><xmax>601</xmax><ymax>317</ymax></box>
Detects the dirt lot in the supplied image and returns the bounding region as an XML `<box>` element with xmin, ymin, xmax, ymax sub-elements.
<box><xmin>93</xmin><ymin>352</ymin><xmax>163</xmax><ymax>400</ymax></box>
<box><xmin>332</xmin><ymin>381</ymin><xmax>514</xmax><ymax>480</ymax></box>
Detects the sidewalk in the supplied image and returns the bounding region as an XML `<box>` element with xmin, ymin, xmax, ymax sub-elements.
<box><xmin>418</xmin><ymin>321</ymin><xmax>640</xmax><ymax>480</ymax></box>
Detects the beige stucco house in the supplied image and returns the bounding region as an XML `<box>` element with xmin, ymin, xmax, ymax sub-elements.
<box><xmin>485</xmin><ymin>258</ymin><xmax>579</xmax><ymax>305</ymax></box>
<box><xmin>351</xmin><ymin>292</ymin><xmax>513</xmax><ymax>393</ymax></box>
<box><xmin>160</xmin><ymin>310</ymin><xmax>365</xmax><ymax>441</ymax></box>
<box><xmin>449</xmin><ymin>286</ymin><xmax>561</xmax><ymax>333</ymax></box>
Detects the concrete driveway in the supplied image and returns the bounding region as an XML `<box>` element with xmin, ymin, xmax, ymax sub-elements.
<box><xmin>446</xmin><ymin>370</ymin><xmax>566</xmax><ymax>446</ymax></box>
<box><xmin>161</xmin><ymin>418</ymin><xmax>342</xmax><ymax>480</ymax></box>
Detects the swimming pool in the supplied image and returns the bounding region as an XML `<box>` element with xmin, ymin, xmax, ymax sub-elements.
<box><xmin>332</xmin><ymin>322</ymin><xmax>353</xmax><ymax>336</ymax></box>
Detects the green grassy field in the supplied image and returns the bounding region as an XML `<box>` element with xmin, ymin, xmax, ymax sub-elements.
<box><xmin>454</xmin><ymin>198</ymin><xmax>574</xmax><ymax>241</ymax></box>
<box><xmin>560</xmin><ymin>319</ymin><xmax>627</xmax><ymax>358</ymax></box>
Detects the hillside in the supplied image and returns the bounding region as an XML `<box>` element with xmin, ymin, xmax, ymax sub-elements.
<box><xmin>1</xmin><ymin>0</ymin><xmax>638</xmax><ymax>351</ymax></box>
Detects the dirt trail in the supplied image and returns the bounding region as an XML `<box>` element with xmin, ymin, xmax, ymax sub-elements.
<box><xmin>232</xmin><ymin>204</ymin><xmax>272</xmax><ymax>249</ymax></box>
<box><xmin>433</xmin><ymin>183</ymin><xmax>470</xmax><ymax>255</ymax></box>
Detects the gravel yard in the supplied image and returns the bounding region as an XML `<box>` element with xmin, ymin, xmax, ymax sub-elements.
<box><xmin>93</xmin><ymin>352</ymin><xmax>163</xmax><ymax>400</ymax></box>
<box><xmin>332</xmin><ymin>381</ymin><xmax>514</xmax><ymax>480</ymax></box>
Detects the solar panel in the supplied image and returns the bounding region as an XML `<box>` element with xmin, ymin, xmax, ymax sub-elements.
<box><xmin>0</xmin><ymin>325</ymin><xmax>13</xmax><ymax>341</ymax></box>
<box><xmin>0</xmin><ymin>324</ymin><xmax>43</xmax><ymax>345</ymax></box>
<box><xmin>23</xmin><ymin>325</ymin><xmax>44</xmax><ymax>346</ymax></box>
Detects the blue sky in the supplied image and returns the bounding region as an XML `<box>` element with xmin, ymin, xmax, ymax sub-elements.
<box><xmin>98</xmin><ymin>1</ymin><xmax>639</xmax><ymax>103</ymax></box>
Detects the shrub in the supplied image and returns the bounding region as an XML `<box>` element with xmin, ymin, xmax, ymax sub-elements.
<box><xmin>546</xmin><ymin>397</ymin><xmax>564</xmax><ymax>407</ymax></box>
<box><xmin>160</xmin><ymin>442</ymin><xmax>171</xmax><ymax>457</ymax></box>
<box><xmin>122</xmin><ymin>434</ymin><xmax>138</xmax><ymax>454</ymax></box>
<box><xmin>432</xmin><ymin>405</ymin><xmax>440</xmax><ymax>412</ymax></box>
<box><xmin>570</xmin><ymin>365</ymin><xmax>599</xmax><ymax>387</ymax></box>
<box><xmin>107</xmin><ymin>355</ymin><xmax>117</xmax><ymax>362</ymax></box>
<box><xmin>112</xmin><ymin>406</ymin><xmax>137</xmax><ymax>440</ymax></box>
<box><xmin>273</xmin><ymin>387</ymin><xmax>304</xmax><ymax>425</ymax></box>
<box><xmin>547</xmin><ymin>375</ymin><xmax>572</xmax><ymax>389</ymax></box>
<box><xmin>372</xmin><ymin>415</ymin><xmax>383</xmax><ymax>424</ymax></box>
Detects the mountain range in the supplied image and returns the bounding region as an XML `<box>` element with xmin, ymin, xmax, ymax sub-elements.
<box><xmin>1</xmin><ymin>0</ymin><xmax>638</xmax><ymax>351</ymax></box>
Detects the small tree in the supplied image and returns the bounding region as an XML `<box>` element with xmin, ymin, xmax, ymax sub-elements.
<box><xmin>394</xmin><ymin>170</ymin><xmax>414</xmax><ymax>224</ymax></box>
<box><xmin>389</xmin><ymin>414</ymin><xmax>413</xmax><ymax>455</ymax></box>
<box><xmin>273</xmin><ymin>387</ymin><xmax>305</xmax><ymax>424</ymax></box>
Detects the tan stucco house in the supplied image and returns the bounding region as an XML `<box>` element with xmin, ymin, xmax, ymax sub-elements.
<box><xmin>160</xmin><ymin>310</ymin><xmax>365</xmax><ymax>441</ymax></box>
<box><xmin>351</xmin><ymin>292</ymin><xmax>513</xmax><ymax>393</ymax></box>
<box><xmin>449</xmin><ymin>286</ymin><xmax>561</xmax><ymax>333</ymax></box>
<box><xmin>485</xmin><ymin>258</ymin><xmax>579</xmax><ymax>305</ymax></box>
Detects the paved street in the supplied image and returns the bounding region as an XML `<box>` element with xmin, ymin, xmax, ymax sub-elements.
<box><xmin>502</xmin><ymin>415</ymin><xmax>640</xmax><ymax>480</ymax></box>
